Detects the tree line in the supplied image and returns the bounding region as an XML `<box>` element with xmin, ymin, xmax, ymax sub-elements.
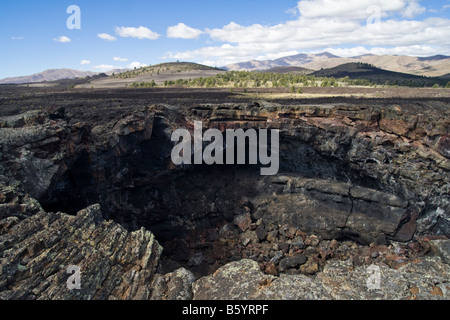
<box><xmin>128</xmin><ymin>71</ymin><xmax>450</xmax><ymax>89</ymax></box>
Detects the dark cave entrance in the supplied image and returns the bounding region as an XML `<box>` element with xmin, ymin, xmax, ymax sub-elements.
<box><xmin>38</xmin><ymin>120</ymin><xmax>385</xmax><ymax>278</ymax></box>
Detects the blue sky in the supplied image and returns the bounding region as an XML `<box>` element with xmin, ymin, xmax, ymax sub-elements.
<box><xmin>1</xmin><ymin>0</ymin><xmax>450</xmax><ymax>78</ymax></box>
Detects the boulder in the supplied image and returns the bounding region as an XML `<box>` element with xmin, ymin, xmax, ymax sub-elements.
<box><xmin>150</xmin><ymin>268</ymin><xmax>195</xmax><ymax>300</ymax></box>
<box><xmin>192</xmin><ymin>259</ymin><xmax>331</xmax><ymax>300</ymax></box>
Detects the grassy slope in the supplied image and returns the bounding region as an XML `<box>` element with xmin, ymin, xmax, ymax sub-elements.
<box><xmin>76</xmin><ymin>62</ymin><xmax>226</xmax><ymax>89</ymax></box>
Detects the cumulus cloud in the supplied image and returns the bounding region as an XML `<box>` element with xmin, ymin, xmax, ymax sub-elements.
<box><xmin>115</xmin><ymin>26</ymin><xmax>160</xmax><ymax>40</ymax></box>
<box><xmin>296</xmin><ymin>0</ymin><xmax>407</xmax><ymax>20</ymax></box>
<box><xmin>165</xmin><ymin>0</ymin><xmax>450</xmax><ymax>67</ymax></box>
<box><xmin>94</xmin><ymin>64</ymin><xmax>121</xmax><ymax>72</ymax></box>
<box><xmin>127</xmin><ymin>61</ymin><xmax>147</xmax><ymax>69</ymax></box>
<box><xmin>113</xmin><ymin>57</ymin><xmax>128</xmax><ymax>62</ymax></box>
<box><xmin>92</xmin><ymin>61</ymin><xmax>146</xmax><ymax>72</ymax></box>
<box><xmin>53</xmin><ymin>36</ymin><xmax>71</xmax><ymax>43</ymax></box>
<box><xmin>167</xmin><ymin>23</ymin><xmax>203</xmax><ymax>39</ymax></box>
<box><xmin>401</xmin><ymin>0</ymin><xmax>426</xmax><ymax>18</ymax></box>
<box><xmin>80</xmin><ymin>60</ymin><xmax>91</xmax><ymax>65</ymax></box>
<box><xmin>318</xmin><ymin>45</ymin><xmax>441</xmax><ymax>58</ymax></box>
<box><xmin>98</xmin><ymin>33</ymin><xmax>117</xmax><ymax>41</ymax></box>
<box><xmin>11</xmin><ymin>36</ymin><xmax>24</xmax><ymax>40</ymax></box>
<box><xmin>285</xmin><ymin>7</ymin><xmax>299</xmax><ymax>16</ymax></box>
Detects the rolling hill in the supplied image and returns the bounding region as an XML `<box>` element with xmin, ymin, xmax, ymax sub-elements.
<box><xmin>76</xmin><ymin>62</ymin><xmax>226</xmax><ymax>89</ymax></box>
<box><xmin>311</xmin><ymin>62</ymin><xmax>448</xmax><ymax>87</ymax></box>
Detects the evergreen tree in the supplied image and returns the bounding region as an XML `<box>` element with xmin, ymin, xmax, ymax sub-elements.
<box><xmin>290</xmin><ymin>85</ymin><xmax>296</xmax><ymax>93</ymax></box>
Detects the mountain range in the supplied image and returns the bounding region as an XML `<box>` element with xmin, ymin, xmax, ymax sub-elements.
<box><xmin>0</xmin><ymin>68</ymin><xmax>128</xmax><ymax>85</ymax></box>
<box><xmin>1</xmin><ymin>52</ymin><xmax>450</xmax><ymax>84</ymax></box>
<box><xmin>224</xmin><ymin>52</ymin><xmax>450</xmax><ymax>78</ymax></box>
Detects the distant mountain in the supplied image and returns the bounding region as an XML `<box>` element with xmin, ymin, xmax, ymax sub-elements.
<box><xmin>0</xmin><ymin>68</ymin><xmax>128</xmax><ymax>85</ymax></box>
<box><xmin>224</xmin><ymin>52</ymin><xmax>450</xmax><ymax>77</ymax></box>
<box><xmin>224</xmin><ymin>52</ymin><xmax>338</xmax><ymax>71</ymax></box>
<box><xmin>311</xmin><ymin>62</ymin><xmax>448</xmax><ymax>87</ymax></box>
<box><xmin>417</xmin><ymin>55</ymin><xmax>450</xmax><ymax>62</ymax></box>
<box><xmin>0</xmin><ymin>69</ymin><xmax>97</xmax><ymax>85</ymax></box>
<box><xmin>258</xmin><ymin>66</ymin><xmax>313</xmax><ymax>74</ymax></box>
<box><xmin>357</xmin><ymin>55</ymin><xmax>450</xmax><ymax>77</ymax></box>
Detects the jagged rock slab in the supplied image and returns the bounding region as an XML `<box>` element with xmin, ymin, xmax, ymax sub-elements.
<box><xmin>0</xmin><ymin>201</ymin><xmax>162</xmax><ymax>300</ymax></box>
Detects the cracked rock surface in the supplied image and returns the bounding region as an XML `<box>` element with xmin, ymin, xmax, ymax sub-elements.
<box><xmin>192</xmin><ymin>256</ymin><xmax>449</xmax><ymax>300</ymax></box>
<box><xmin>0</xmin><ymin>188</ymin><xmax>162</xmax><ymax>300</ymax></box>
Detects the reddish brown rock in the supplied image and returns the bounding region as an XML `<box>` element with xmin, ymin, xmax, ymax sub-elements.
<box><xmin>264</xmin><ymin>261</ymin><xmax>278</xmax><ymax>276</ymax></box>
<box><xmin>234</xmin><ymin>213</ymin><xmax>252</xmax><ymax>232</ymax></box>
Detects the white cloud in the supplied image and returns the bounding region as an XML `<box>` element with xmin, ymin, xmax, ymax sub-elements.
<box><xmin>167</xmin><ymin>23</ymin><xmax>203</xmax><ymax>39</ymax></box>
<box><xmin>98</xmin><ymin>33</ymin><xmax>117</xmax><ymax>41</ymax></box>
<box><xmin>113</xmin><ymin>57</ymin><xmax>128</xmax><ymax>62</ymax></box>
<box><xmin>80</xmin><ymin>60</ymin><xmax>91</xmax><ymax>65</ymax></box>
<box><xmin>92</xmin><ymin>61</ymin><xmax>146</xmax><ymax>72</ymax></box>
<box><xmin>402</xmin><ymin>1</ymin><xmax>426</xmax><ymax>18</ymax></box>
<box><xmin>297</xmin><ymin>0</ymin><xmax>406</xmax><ymax>20</ymax></box>
<box><xmin>320</xmin><ymin>45</ymin><xmax>441</xmax><ymax>58</ymax></box>
<box><xmin>115</xmin><ymin>26</ymin><xmax>160</xmax><ymax>40</ymax></box>
<box><xmin>94</xmin><ymin>64</ymin><xmax>121</xmax><ymax>72</ymax></box>
<box><xmin>54</xmin><ymin>36</ymin><xmax>71</xmax><ymax>43</ymax></box>
<box><xmin>11</xmin><ymin>36</ymin><xmax>24</xmax><ymax>40</ymax></box>
<box><xmin>165</xmin><ymin>0</ymin><xmax>450</xmax><ymax>67</ymax></box>
<box><xmin>285</xmin><ymin>7</ymin><xmax>299</xmax><ymax>16</ymax></box>
<box><xmin>127</xmin><ymin>61</ymin><xmax>147</xmax><ymax>69</ymax></box>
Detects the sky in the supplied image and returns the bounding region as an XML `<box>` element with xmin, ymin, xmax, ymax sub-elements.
<box><xmin>1</xmin><ymin>0</ymin><xmax>450</xmax><ymax>79</ymax></box>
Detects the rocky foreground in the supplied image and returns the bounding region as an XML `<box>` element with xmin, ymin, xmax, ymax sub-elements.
<box><xmin>0</xmin><ymin>95</ymin><xmax>449</xmax><ymax>300</ymax></box>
